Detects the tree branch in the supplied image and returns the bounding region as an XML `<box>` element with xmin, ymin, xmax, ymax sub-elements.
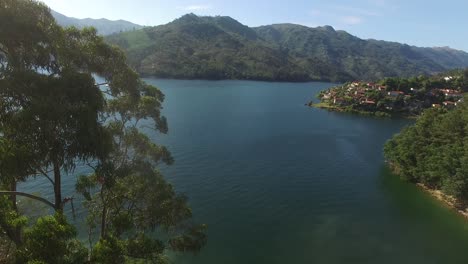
<box><xmin>102</xmin><ymin>90</ymin><xmax>113</xmax><ymax>97</ymax></box>
<box><xmin>36</xmin><ymin>167</ymin><xmax>55</xmax><ymax>186</ymax></box>
<box><xmin>0</xmin><ymin>191</ymin><xmax>55</xmax><ymax>209</ymax></box>
<box><xmin>86</xmin><ymin>161</ymin><xmax>98</xmax><ymax>171</ymax></box>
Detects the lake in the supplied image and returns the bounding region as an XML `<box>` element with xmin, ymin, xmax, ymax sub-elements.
<box><xmin>20</xmin><ymin>79</ymin><xmax>468</xmax><ymax>263</ymax></box>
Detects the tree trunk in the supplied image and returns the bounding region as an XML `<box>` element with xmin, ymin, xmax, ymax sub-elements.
<box><xmin>100</xmin><ymin>203</ymin><xmax>107</xmax><ymax>239</ymax></box>
<box><xmin>53</xmin><ymin>160</ymin><xmax>62</xmax><ymax>211</ymax></box>
<box><xmin>9</xmin><ymin>182</ymin><xmax>17</xmax><ymax>211</ymax></box>
<box><xmin>8</xmin><ymin>182</ymin><xmax>21</xmax><ymax>245</ymax></box>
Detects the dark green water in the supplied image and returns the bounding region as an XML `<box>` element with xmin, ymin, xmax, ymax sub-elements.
<box><xmin>20</xmin><ymin>79</ymin><xmax>468</xmax><ymax>263</ymax></box>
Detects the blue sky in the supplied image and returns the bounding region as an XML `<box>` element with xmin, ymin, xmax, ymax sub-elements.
<box><xmin>41</xmin><ymin>0</ymin><xmax>468</xmax><ymax>51</ymax></box>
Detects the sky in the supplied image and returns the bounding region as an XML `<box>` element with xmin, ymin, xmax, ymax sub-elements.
<box><xmin>41</xmin><ymin>0</ymin><xmax>468</xmax><ymax>51</ymax></box>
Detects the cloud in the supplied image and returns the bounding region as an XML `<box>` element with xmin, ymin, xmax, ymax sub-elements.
<box><xmin>181</xmin><ymin>5</ymin><xmax>212</xmax><ymax>11</ymax></box>
<box><xmin>341</xmin><ymin>16</ymin><xmax>364</xmax><ymax>25</ymax></box>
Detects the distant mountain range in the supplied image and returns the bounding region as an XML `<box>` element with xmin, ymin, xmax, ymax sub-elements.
<box><xmin>51</xmin><ymin>10</ymin><xmax>143</xmax><ymax>35</ymax></box>
<box><xmin>100</xmin><ymin>14</ymin><xmax>468</xmax><ymax>82</ymax></box>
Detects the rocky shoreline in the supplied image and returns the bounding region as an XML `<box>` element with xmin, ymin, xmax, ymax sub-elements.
<box><xmin>416</xmin><ymin>183</ymin><xmax>468</xmax><ymax>219</ymax></box>
<box><xmin>387</xmin><ymin>162</ymin><xmax>468</xmax><ymax>219</ymax></box>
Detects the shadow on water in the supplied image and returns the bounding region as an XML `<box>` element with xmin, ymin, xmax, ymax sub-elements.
<box><xmin>378</xmin><ymin>166</ymin><xmax>468</xmax><ymax>264</ymax></box>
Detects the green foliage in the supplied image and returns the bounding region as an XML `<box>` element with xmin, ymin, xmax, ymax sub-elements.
<box><xmin>384</xmin><ymin>97</ymin><xmax>468</xmax><ymax>202</ymax></box>
<box><xmin>76</xmin><ymin>92</ymin><xmax>206</xmax><ymax>261</ymax></box>
<box><xmin>169</xmin><ymin>224</ymin><xmax>208</xmax><ymax>252</ymax></box>
<box><xmin>17</xmin><ymin>214</ymin><xmax>88</xmax><ymax>264</ymax></box>
<box><xmin>125</xmin><ymin>234</ymin><xmax>165</xmax><ymax>260</ymax></box>
<box><xmin>0</xmin><ymin>0</ymin><xmax>59</xmax><ymax>73</ymax></box>
<box><xmin>0</xmin><ymin>1</ymin><xmax>206</xmax><ymax>262</ymax></box>
<box><xmin>0</xmin><ymin>195</ymin><xmax>27</xmax><ymax>229</ymax></box>
<box><xmin>106</xmin><ymin>14</ymin><xmax>468</xmax><ymax>82</ymax></box>
<box><xmin>91</xmin><ymin>236</ymin><xmax>126</xmax><ymax>264</ymax></box>
<box><xmin>1</xmin><ymin>70</ymin><xmax>108</xmax><ymax>172</ymax></box>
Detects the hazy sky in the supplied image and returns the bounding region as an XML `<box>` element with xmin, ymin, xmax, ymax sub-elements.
<box><xmin>40</xmin><ymin>0</ymin><xmax>468</xmax><ymax>51</ymax></box>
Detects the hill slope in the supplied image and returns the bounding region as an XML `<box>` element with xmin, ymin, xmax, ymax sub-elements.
<box><xmin>51</xmin><ymin>10</ymin><xmax>143</xmax><ymax>35</ymax></box>
<box><xmin>106</xmin><ymin>14</ymin><xmax>468</xmax><ymax>82</ymax></box>
<box><xmin>384</xmin><ymin>91</ymin><xmax>468</xmax><ymax>213</ymax></box>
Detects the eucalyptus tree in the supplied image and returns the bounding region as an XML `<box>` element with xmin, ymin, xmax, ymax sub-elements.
<box><xmin>76</xmin><ymin>81</ymin><xmax>206</xmax><ymax>262</ymax></box>
<box><xmin>0</xmin><ymin>0</ymin><xmax>64</xmax><ymax>248</ymax></box>
<box><xmin>0</xmin><ymin>0</ymin><xmax>111</xmax><ymax>213</ymax></box>
<box><xmin>0</xmin><ymin>0</ymin><xmax>206</xmax><ymax>262</ymax></box>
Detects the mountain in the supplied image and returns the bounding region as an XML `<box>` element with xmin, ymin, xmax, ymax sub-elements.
<box><xmin>105</xmin><ymin>14</ymin><xmax>468</xmax><ymax>82</ymax></box>
<box><xmin>51</xmin><ymin>10</ymin><xmax>143</xmax><ymax>35</ymax></box>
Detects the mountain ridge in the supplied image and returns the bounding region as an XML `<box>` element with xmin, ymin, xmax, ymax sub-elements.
<box><xmin>51</xmin><ymin>10</ymin><xmax>143</xmax><ymax>35</ymax></box>
<box><xmin>105</xmin><ymin>14</ymin><xmax>468</xmax><ymax>82</ymax></box>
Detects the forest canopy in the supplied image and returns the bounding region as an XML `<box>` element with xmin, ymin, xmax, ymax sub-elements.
<box><xmin>384</xmin><ymin>98</ymin><xmax>468</xmax><ymax>203</ymax></box>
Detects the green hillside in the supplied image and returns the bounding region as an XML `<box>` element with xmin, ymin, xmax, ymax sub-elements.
<box><xmin>384</xmin><ymin>93</ymin><xmax>468</xmax><ymax>204</ymax></box>
<box><xmin>106</xmin><ymin>14</ymin><xmax>468</xmax><ymax>82</ymax></box>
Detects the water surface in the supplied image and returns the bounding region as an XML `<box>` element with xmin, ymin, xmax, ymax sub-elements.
<box><xmin>20</xmin><ymin>79</ymin><xmax>468</xmax><ymax>264</ymax></box>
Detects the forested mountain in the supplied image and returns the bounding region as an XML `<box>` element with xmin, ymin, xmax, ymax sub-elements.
<box><xmin>105</xmin><ymin>14</ymin><xmax>468</xmax><ymax>82</ymax></box>
<box><xmin>51</xmin><ymin>10</ymin><xmax>143</xmax><ymax>35</ymax></box>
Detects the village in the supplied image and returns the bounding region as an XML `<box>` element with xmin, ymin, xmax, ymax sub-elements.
<box><xmin>313</xmin><ymin>78</ymin><xmax>465</xmax><ymax>116</ymax></box>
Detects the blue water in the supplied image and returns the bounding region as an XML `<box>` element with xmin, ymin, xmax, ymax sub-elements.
<box><xmin>20</xmin><ymin>79</ymin><xmax>468</xmax><ymax>263</ymax></box>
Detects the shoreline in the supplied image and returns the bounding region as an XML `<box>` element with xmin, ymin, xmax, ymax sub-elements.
<box><xmin>308</xmin><ymin>101</ymin><xmax>420</xmax><ymax>119</ymax></box>
<box><xmin>308</xmin><ymin>101</ymin><xmax>411</xmax><ymax>118</ymax></box>
<box><xmin>388</xmin><ymin>162</ymin><xmax>468</xmax><ymax>219</ymax></box>
<box><xmin>386</xmin><ymin>161</ymin><xmax>468</xmax><ymax>220</ymax></box>
<box><xmin>416</xmin><ymin>183</ymin><xmax>468</xmax><ymax>219</ymax></box>
<box><xmin>139</xmin><ymin>75</ymin><xmax>343</xmax><ymax>84</ymax></box>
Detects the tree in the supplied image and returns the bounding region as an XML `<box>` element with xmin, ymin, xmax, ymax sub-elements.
<box><xmin>75</xmin><ymin>74</ymin><xmax>207</xmax><ymax>262</ymax></box>
<box><xmin>0</xmin><ymin>0</ymin><xmax>206</xmax><ymax>262</ymax></box>
<box><xmin>16</xmin><ymin>214</ymin><xmax>88</xmax><ymax>264</ymax></box>
<box><xmin>0</xmin><ymin>0</ymin><xmax>65</xmax><ymax>247</ymax></box>
<box><xmin>384</xmin><ymin>96</ymin><xmax>468</xmax><ymax>204</ymax></box>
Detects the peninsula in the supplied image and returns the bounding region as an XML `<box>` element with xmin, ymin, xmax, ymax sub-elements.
<box><xmin>311</xmin><ymin>69</ymin><xmax>468</xmax><ymax>117</ymax></box>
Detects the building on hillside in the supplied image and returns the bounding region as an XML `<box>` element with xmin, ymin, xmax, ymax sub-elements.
<box><xmin>333</xmin><ymin>97</ymin><xmax>345</xmax><ymax>105</ymax></box>
<box><xmin>443</xmin><ymin>101</ymin><xmax>457</xmax><ymax>108</ymax></box>
<box><xmin>322</xmin><ymin>93</ymin><xmax>331</xmax><ymax>100</ymax></box>
<box><xmin>360</xmin><ymin>100</ymin><xmax>376</xmax><ymax>105</ymax></box>
<box><xmin>446</xmin><ymin>92</ymin><xmax>463</xmax><ymax>99</ymax></box>
<box><xmin>378</xmin><ymin>86</ymin><xmax>387</xmax><ymax>91</ymax></box>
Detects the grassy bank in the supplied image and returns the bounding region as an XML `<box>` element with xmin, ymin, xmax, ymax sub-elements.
<box><xmin>308</xmin><ymin>101</ymin><xmax>392</xmax><ymax>117</ymax></box>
